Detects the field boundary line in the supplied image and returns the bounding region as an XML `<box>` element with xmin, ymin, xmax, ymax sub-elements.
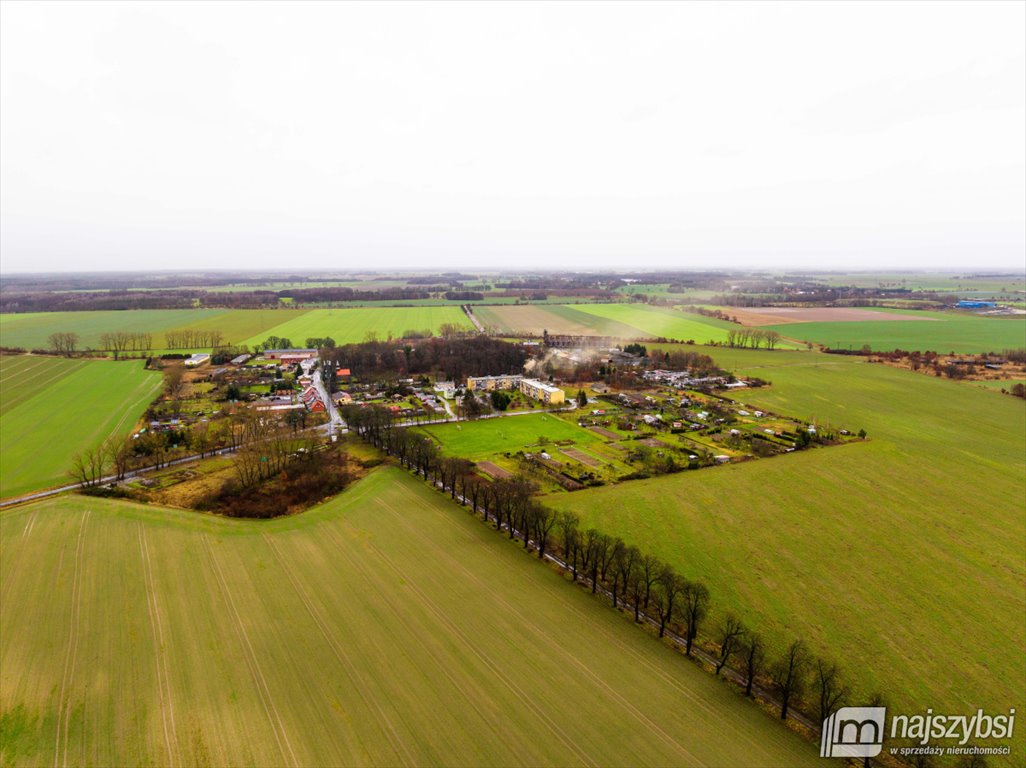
<box><xmin>202</xmin><ymin>536</ymin><xmax>299</xmax><ymax>768</ymax></box>
<box><xmin>53</xmin><ymin>509</ymin><xmax>90</xmax><ymax>768</ymax></box>
<box><xmin>138</xmin><ymin>525</ymin><xmax>178</xmax><ymax>767</ymax></box>
<box><xmin>261</xmin><ymin>533</ymin><xmax>416</xmax><ymax>767</ymax></box>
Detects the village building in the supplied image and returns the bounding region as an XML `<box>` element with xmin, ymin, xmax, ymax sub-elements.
<box><xmin>466</xmin><ymin>374</ymin><xmax>523</xmax><ymax>392</ymax></box>
<box><xmin>184</xmin><ymin>353</ymin><xmax>210</xmax><ymax>367</ymax></box>
<box><xmin>263</xmin><ymin>348</ymin><xmax>318</xmax><ymax>364</ymax></box>
<box><xmin>518</xmin><ymin>378</ymin><xmax>566</xmax><ymax>405</ymax></box>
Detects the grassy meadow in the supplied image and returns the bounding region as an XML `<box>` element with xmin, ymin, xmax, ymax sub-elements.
<box><xmin>0</xmin><ymin>357</ymin><xmax>163</xmax><ymax>498</ymax></box>
<box><xmin>420</xmin><ymin>412</ymin><xmax>601</xmax><ymax>460</ymax></box>
<box><xmin>241</xmin><ymin>306</ymin><xmax>474</xmax><ymax>348</ymax></box>
<box><xmin>0</xmin><ymin>468</ymin><xmax>824</xmax><ymax>767</ymax></box>
<box><xmin>547</xmin><ymin>347</ymin><xmax>1026</xmax><ymax>752</ymax></box>
<box><xmin>473</xmin><ymin>303</ymin><xmax>736</xmax><ymax>342</ymax></box>
<box><xmin>763</xmin><ymin>309</ymin><xmax>1026</xmax><ymax>353</ymax></box>
<box><xmin>573</xmin><ymin>304</ymin><xmax>742</xmax><ymax>344</ymax></box>
<box><xmin>0</xmin><ymin>309</ymin><xmax>224</xmax><ymax>351</ymax></box>
<box><xmin>0</xmin><ymin>306</ymin><xmax>474</xmax><ymax>355</ymax></box>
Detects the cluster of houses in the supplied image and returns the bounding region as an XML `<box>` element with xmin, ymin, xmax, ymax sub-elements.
<box><xmin>641</xmin><ymin>369</ymin><xmax>742</xmax><ymax>390</ymax></box>
<box><xmin>466</xmin><ymin>374</ymin><xmax>566</xmax><ymax>405</ymax></box>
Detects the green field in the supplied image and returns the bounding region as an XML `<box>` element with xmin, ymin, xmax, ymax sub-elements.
<box><xmin>0</xmin><ymin>306</ymin><xmax>474</xmax><ymax>354</ymax></box>
<box><xmin>166</xmin><ymin>308</ymin><xmax>308</xmax><ymax>346</ymax></box>
<box><xmin>789</xmin><ymin>271</ymin><xmax>1026</xmax><ymax>294</ymax></box>
<box><xmin>420</xmin><ymin>413</ymin><xmax>601</xmax><ymax>460</ymax></box>
<box><xmin>472</xmin><ymin>303</ymin><xmax>736</xmax><ymax>343</ymax></box>
<box><xmin>547</xmin><ymin>347</ymin><xmax>1026</xmax><ymax>752</ymax></box>
<box><xmin>0</xmin><ymin>468</ymin><xmax>823</xmax><ymax>767</ymax></box>
<box><xmin>764</xmin><ymin>309</ymin><xmax>1026</xmax><ymax>353</ymax></box>
<box><xmin>0</xmin><ymin>309</ymin><xmax>224</xmax><ymax>351</ymax></box>
<box><xmin>0</xmin><ymin>357</ymin><xmax>162</xmax><ymax>498</ymax></box>
<box><xmin>241</xmin><ymin>306</ymin><xmax>474</xmax><ymax>348</ymax></box>
<box><xmin>573</xmin><ymin>304</ymin><xmax>741</xmax><ymax>344</ymax></box>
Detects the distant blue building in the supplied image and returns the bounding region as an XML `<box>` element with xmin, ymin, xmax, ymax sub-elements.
<box><xmin>956</xmin><ymin>300</ymin><xmax>997</xmax><ymax>309</ymax></box>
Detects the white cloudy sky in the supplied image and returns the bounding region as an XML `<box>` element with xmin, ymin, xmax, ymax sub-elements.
<box><xmin>1</xmin><ymin>1</ymin><xmax>1024</xmax><ymax>273</ymax></box>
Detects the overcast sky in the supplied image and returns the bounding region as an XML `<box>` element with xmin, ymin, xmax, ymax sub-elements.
<box><xmin>1</xmin><ymin>1</ymin><xmax>1024</xmax><ymax>274</ymax></box>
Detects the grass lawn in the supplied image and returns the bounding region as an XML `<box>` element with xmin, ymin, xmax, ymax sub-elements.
<box><xmin>0</xmin><ymin>357</ymin><xmax>163</xmax><ymax>498</ymax></box>
<box><xmin>240</xmin><ymin>306</ymin><xmax>474</xmax><ymax>348</ymax></box>
<box><xmin>420</xmin><ymin>412</ymin><xmax>601</xmax><ymax>460</ymax></box>
<box><xmin>762</xmin><ymin>309</ymin><xmax>1026</xmax><ymax>354</ymax></box>
<box><xmin>0</xmin><ymin>468</ymin><xmax>824</xmax><ymax>767</ymax></box>
<box><xmin>546</xmin><ymin>347</ymin><xmax>1026</xmax><ymax>755</ymax></box>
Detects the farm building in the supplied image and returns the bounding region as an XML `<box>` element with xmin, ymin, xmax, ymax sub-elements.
<box><xmin>519</xmin><ymin>378</ymin><xmax>565</xmax><ymax>405</ymax></box>
<box><xmin>230</xmin><ymin>354</ymin><xmax>251</xmax><ymax>365</ymax></box>
<box><xmin>184</xmin><ymin>353</ymin><xmax>210</xmax><ymax>367</ymax></box>
<box><xmin>956</xmin><ymin>300</ymin><xmax>997</xmax><ymax>309</ymax></box>
<box><xmin>263</xmin><ymin>348</ymin><xmax>318</xmax><ymax>363</ymax></box>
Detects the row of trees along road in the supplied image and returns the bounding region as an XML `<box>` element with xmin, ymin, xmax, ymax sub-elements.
<box><xmin>341</xmin><ymin>403</ymin><xmax>891</xmax><ymax>755</ymax></box>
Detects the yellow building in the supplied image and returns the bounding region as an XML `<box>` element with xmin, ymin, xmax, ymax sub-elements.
<box><xmin>466</xmin><ymin>374</ymin><xmax>522</xmax><ymax>392</ymax></box>
<box><xmin>519</xmin><ymin>378</ymin><xmax>565</xmax><ymax>405</ymax></box>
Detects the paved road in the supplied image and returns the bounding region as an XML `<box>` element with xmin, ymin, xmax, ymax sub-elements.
<box><xmin>0</xmin><ymin>445</ymin><xmax>241</xmax><ymax>509</ymax></box>
<box><xmin>313</xmin><ymin>362</ymin><xmax>348</xmax><ymax>436</ymax></box>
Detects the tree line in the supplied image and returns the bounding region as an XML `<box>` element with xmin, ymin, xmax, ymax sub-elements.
<box><xmin>100</xmin><ymin>331</ymin><xmax>154</xmax><ymax>358</ymax></box>
<box><xmin>341</xmin><ymin>403</ymin><xmax>880</xmax><ymax>747</ymax></box>
<box><xmin>322</xmin><ymin>336</ymin><xmax>529</xmax><ymax>393</ymax></box>
<box><xmin>164</xmin><ymin>329</ymin><xmax>225</xmax><ymax>350</ymax></box>
<box><xmin>725</xmin><ymin>328</ymin><xmax>782</xmax><ymax>350</ymax></box>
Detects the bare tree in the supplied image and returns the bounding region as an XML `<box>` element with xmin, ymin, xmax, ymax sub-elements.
<box><xmin>48</xmin><ymin>331</ymin><xmax>79</xmax><ymax>356</ymax></box>
<box><xmin>557</xmin><ymin>510</ymin><xmax>580</xmax><ymax>579</ymax></box>
<box><xmin>533</xmin><ymin>504</ymin><xmax>556</xmax><ymax>559</ymax></box>
<box><xmin>815</xmin><ymin>658</ymin><xmax>850</xmax><ymax>725</ymax></box>
<box><xmin>681</xmin><ymin>580</ymin><xmax>710</xmax><ymax>655</ymax></box>
<box><xmin>715</xmin><ymin>615</ymin><xmax>746</xmax><ymax>675</ymax></box>
<box><xmin>70</xmin><ymin>444</ymin><xmax>107</xmax><ymax>487</ymax></box>
<box><xmin>772</xmin><ymin>639</ymin><xmax>809</xmax><ymax>720</ymax></box>
<box><xmin>103</xmin><ymin>434</ymin><xmax>133</xmax><ymax>481</ymax></box>
<box><xmin>653</xmin><ymin>566</ymin><xmax>682</xmax><ymax>638</ymax></box>
<box><xmin>611</xmin><ymin>543</ymin><xmax>637</xmax><ymax>609</ymax></box>
<box><xmin>743</xmin><ymin>632</ymin><xmax>765</xmax><ymax>697</ymax></box>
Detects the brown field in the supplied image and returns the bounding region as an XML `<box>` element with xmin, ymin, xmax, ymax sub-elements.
<box><xmin>588</xmin><ymin>426</ymin><xmax>622</xmax><ymax>440</ymax></box>
<box><xmin>722</xmin><ymin>307</ymin><xmax>938</xmax><ymax>326</ymax></box>
<box><xmin>473</xmin><ymin>304</ymin><xmax>641</xmax><ymax>337</ymax></box>
<box><xmin>560</xmin><ymin>448</ymin><xmax>601</xmax><ymax>467</ymax></box>
<box><xmin>476</xmin><ymin>460</ymin><xmax>512</xmax><ymax>478</ymax></box>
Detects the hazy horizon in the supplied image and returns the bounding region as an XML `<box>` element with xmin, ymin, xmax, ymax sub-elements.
<box><xmin>2</xmin><ymin>1</ymin><xmax>1024</xmax><ymax>273</ymax></box>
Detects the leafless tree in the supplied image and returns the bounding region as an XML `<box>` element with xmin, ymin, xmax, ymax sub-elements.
<box><xmin>681</xmin><ymin>580</ymin><xmax>710</xmax><ymax>655</ymax></box>
<box><xmin>715</xmin><ymin>615</ymin><xmax>746</xmax><ymax>675</ymax></box>
<box><xmin>653</xmin><ymin>566</ymin><xmax>683</xmax><ymax>638</ymax></box>
<box><xmin>48</xmin><ymin>331</ymin><xmax>79</xmax><ymax>356</ymax></box>
<box><xmin>70</xmin><ymin>444</ymin><xmax>107</xmax><ymax>487</ymax></box>
<box><xmin>772</xmin><ymin>639</ymin><xmax>809</xmax><ymax>720</ymax></box>
<box><xmin>743</xmin><ymin>632</ymin><xmax>765</xmax><ymax>697</ymax></box>
<box><xmin>815</xmin><ymin>658</ymin><xmax>850</xmax><ymax>724</ymax></box>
